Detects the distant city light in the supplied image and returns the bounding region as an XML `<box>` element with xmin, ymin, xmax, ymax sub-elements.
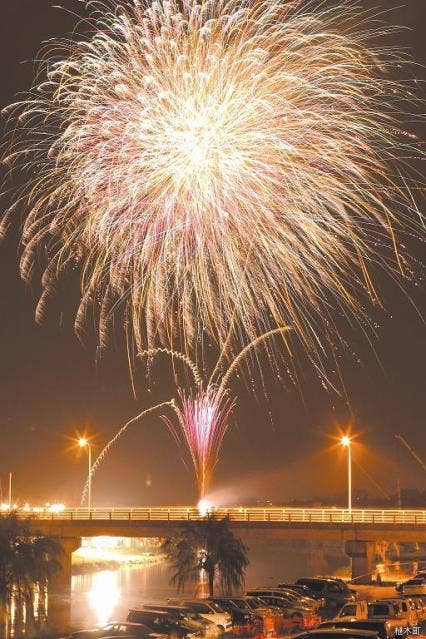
<box><xmin>47</xmin><ymin>503</ymin><xmax>65</xmax><ymax>513</ymax></box>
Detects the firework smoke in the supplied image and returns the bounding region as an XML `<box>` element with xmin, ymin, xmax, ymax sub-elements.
<box><xmin>2</xmin><ymin>0</ymin><xmax>421</xmax><ymax>354</ymax></box>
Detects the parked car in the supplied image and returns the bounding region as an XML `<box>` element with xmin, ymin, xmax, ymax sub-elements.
<box><xmin>377</xmin><ymin>599</ymin><xmax>418</xmax><ymax>627</ymax></box>
<box><xmin>367</xmin><ymin>602</ymin><xmax>410</xmax><ymax>634</ymax></box>
<box><xmin>276</xmin><ymin>587</ymin><xmax>324</xmax><ymax>612</ymax></box>
<box><xmin>278</xmin><ymin>584</ymin><xmax>326</xmax><ymax>610</ymax></box>
<box><xmin>400</xmin><ymin>578</ymin><xmax>426</xmax><ymax>596</ymax></box>
<box><xmin>141</xmin><ymin>605</ymin><xmax>220</xmax><ymax>636</ymax></box>
<box><xmin>334</xmin><ymin>601</ymin><xmax>368</xmax><ymax>622</ymax></box>
<box><xmin>62</xmin><ymin>622</ymin><xmax>166</xmax><ymax>639</ymax></box>
<box><xmin>407</xmin><ymin>596</ymin><xmax>426</xmax><ymax>622</ymax></box>
<box><xmin>295</xmin><ymin>579</ymin><xmax>356</xmax><ymax>617</ymax></box>
<box><xmin>167</xmin><ymin>599</ymin><xmax>232</xmax><ymax>633</ymax></box>
<box><xmin>247</xmin><ymin>593</ymin><xmax>321</xmax><ymax>629</ymax></box>
<box><xmin>293</xmin><ymin>628</ymin><xmax>379</xmax><ymax>639</ymax></box>
<box><xmin>319</xmin><ymin>619</ymin><xmax>393</xmax><ymax>639</ymax></box>
<box><xmin>126</xmin><ymin>609</ymin><xmax>201</xmax><ymax>639</ymax></box>
<box><xmin>205</xmin><ymin>598</ymin><xmax>259</xmax><ymax>629</ymax></box>
<box><xmin>237</xmin><ymin>596</ymin><xmax>286</xmax><ymax>632</ymax></box>
<box><xmin>246</xmin><ymin>589</ymin><xmax>317</xmax><ymax>611</ymax></box>
<box><xmin>414</xmin><ymin>571</ymin><xmax>426</xmax><ymax>580</ymax></box>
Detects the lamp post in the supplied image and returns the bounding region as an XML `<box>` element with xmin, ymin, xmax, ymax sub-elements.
<box><xmin>8</xmin><ymin>472</ymin><xmax>12</xmax><ymax>513</ymax></box>
<box><xmin>78</xmin><ymin>438</ymin><xmax>92</xmax><ymax>512</ymax></box>
<box><xmin>340</xmin><ymin>435</ymin><xmax>352</xmax><ymax>512</ymax></box>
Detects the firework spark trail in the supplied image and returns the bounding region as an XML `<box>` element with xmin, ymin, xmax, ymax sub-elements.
<box><xmin>81</xmin><ymin>400</ymin><xmax>175</xmax><ymax>504</ymax></box>
<box><xmin>2</xmin><ymin>0</ymin><xmax>422</xmax><ymax>355</ymax></box>
<box><xmin>138</xmin><ymin>347</ymin><xmax>202</xmax><ymax>387</ymax></box>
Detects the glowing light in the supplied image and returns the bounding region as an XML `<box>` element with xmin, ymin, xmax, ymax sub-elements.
<box><xmin>88</xmin><ymin>570</ymin><xmax>120</xmax><ymax>626</ymax></box>
<box><xmin>47</xmin><ymin>503</ymin><xmax>65</xmax><ymax>513</ymax></box>
<box><xmin>341</xmin><ymin>435</ymin><xmax>351</xmax><ymax>447</ymax></box>
<box><xmin>2</xmin><ymin>0</ymin><xmax>421</xmax><ymax>355</ymax></box>
<box><xmin>0</xmin><ymin>503</ymin><xmax>9</xmax><ymax>512</ymax></box>
<box><xmin>197</xmin><ymin>499</ymin><xmax>213</xmax><ymax>517</ymax></box>
<box><xmin>78</xmin><ymin>438</ymin><xmax>88</xmax><ymax>448</ymax></box>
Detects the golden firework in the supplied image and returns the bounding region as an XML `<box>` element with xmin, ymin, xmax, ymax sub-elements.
<box><xmin>2</xmin><ymin>0</ymin><xmax>422</xmax><ymax>354</ymax></box>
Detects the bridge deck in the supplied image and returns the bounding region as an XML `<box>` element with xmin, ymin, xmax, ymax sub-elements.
<box><xmin>14</xmin><ymin>506</ymin><xmax>426</xmax><ymax>524</ymax></box>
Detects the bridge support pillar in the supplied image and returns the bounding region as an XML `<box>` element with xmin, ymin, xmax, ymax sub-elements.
<box><xmin>345</xmin><ymin>540</ymin><xmax>375</xmax><ymax>584</ymax></box>
<box><xmin>48</xmin><ymin>537</ymin><xmax>81</xmax><ymax>631</ymax></box>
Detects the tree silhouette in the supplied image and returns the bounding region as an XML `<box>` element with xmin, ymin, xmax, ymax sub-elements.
<box><xmin>0</xmin><ymin>514</ymin><xmax>62</xmax><ymax>633</ymax></box>
<box><xmin>162</xmin><ymin>516</ymin><xmax>249</xmax><ymax>597</ymax></box>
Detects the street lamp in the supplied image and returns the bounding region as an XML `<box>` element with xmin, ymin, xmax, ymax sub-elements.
<box><xmin>340</xmin><ymin>435</ymin><xmax>352</xmax><ymax>512</ymax></box>
<box><xmin>78</xmin><ymin>438</ymin><xmax>92</xmax><ymax>512</ymax></box>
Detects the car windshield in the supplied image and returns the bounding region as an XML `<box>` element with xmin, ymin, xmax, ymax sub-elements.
<box><xmin>207</xmin><ymin>602</ymin><xmax>225</xmax><ymax>613</ymax></box>
<box><xmin>406</xmin><ymin>579</ymin><xmax>423</xmax><ymax>585</ymax></box>
<box><xmin>280</xmin><ymin>591</ymin><xmax>298</xmax><ymax>601</ymax></box>
<box><xmin>340</xmin><ymin>605</ymin><xmax>357</xmax><ymax>616</ymax></box>
<box><xmin>188</xmin><ymin>603</ymin><xmax>211</xmax><ymax>613</ymax></box>
<box><xmin>296</xmin><ymin>581</ymin><xmax>324</xmax><ymax>592</ymax></box>
<box><xmin>304</xmin><ymin>634</ymin><xmax>371</xmax><ymax>639</ymax></box>
<box><xmin>186</xmin><ymin>612</ymin><xmax>201</xmax><ymax>621</ymax></box>
<box><xmin>369</xmin><ymin>604</ymin><xmax>392</xmax><ymax>616</ymax></box>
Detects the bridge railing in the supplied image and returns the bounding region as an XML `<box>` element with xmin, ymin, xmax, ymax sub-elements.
<box><xmin>12</xmin><ymin>507</ymin><xmax>426</xmax><ymax>524</ymax></box>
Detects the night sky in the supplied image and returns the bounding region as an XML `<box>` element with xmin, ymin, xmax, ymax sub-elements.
<box><xmin>0</xmin><ymin>0</ymin><xmax>425</xmax><ymax>508</ymax></box>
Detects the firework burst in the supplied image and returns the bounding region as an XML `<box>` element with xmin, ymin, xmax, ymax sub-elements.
<box><xmin>164</xmin><ymin>386</ymin><xmax>235</xmax><ymax>498</ymax></box>
<box><xmin>2</xmin><ymin>0</ymin><xmax>422</xmax><ymax>353</ymax></box>
<box><xmin>82</xmin><ymin>327</ymin><xmax>290</xmax><ymax>502</ymax></box>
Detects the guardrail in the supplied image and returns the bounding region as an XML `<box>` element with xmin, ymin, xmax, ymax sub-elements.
<box><xmin>11</xmin><ymin>507</ymin><xmax>426</xmax><ymax>524</ymax></box>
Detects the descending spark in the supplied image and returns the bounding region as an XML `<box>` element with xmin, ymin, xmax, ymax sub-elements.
<box><xmin>138</xmin><ymin>347</ymin><xmax>202</xmax><ymax>387</ymax></box>
<box><xmin>2</xmin><ymin>0</ymin><xmax>422</xmax><ymax>354</ymax></box>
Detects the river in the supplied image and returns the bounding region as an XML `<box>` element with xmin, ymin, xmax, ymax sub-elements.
<box><xmin>68</xmin><ymin>537</ymin><xmax>351</xmax><ymax>629</ymax></box>
<box><xmin>2</xmin><ymin>537</ymin><xmax>419</xmax><ymax>637</ymax></box>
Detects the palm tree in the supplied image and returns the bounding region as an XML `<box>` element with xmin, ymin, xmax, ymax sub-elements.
<box><xmin>0</xmin><ymin>514</ymin><xmax>62</xmax><ymax>633</ymax></box>
<box><xmin>162</xmin><ymin>516</ymin><xmax>249</xmax><ymax>597</ymax></box>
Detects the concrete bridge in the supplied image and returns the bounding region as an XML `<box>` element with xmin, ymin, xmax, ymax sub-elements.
<box><xmin>21</xmin><ymin>506</ymin><xmax>426</xmax><ymax>596</ymax></box>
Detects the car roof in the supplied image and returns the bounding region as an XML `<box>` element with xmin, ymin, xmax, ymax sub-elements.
<box><xmin>322</xmin><ymin>620</ymin><xmax>386</xmax><ymax>627</ymax></box>
<box><xmin>129</xmin><ymin>609</ymin><xmax>172</xmax><ymax>616</ymax></box>
<box><xmin>297</xmin><ymin>578</ymin><xmax>344</xmax><ymax>584</ymax></box>
<box><xmin>113</xmin><ymin>622</ymin><xmax>154</xmax><ymax>627</ymax></box>
<box><xmin>144</xmin><ymin>604</ymin><xmax>190</xmax><ymax>610</ymax></box>
<box><xmin>295</xmin><ymin>629</ymin><xmax>378</xmax><ymax>637</ymax></box>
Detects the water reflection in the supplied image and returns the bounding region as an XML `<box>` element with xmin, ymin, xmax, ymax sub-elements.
<box><xmin>88</xmin><ymin>571</ymin><xmax>121</xmax><ymax>625</ymax></box>
<box><xmin>71</xmin><ymin>560</ymin><xmax>173</xmax><ymax>629</ymax></box>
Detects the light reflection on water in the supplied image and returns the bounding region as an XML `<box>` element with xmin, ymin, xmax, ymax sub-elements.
<box><xmin>71</xmin><ymin>561</ymin><xmax>174</xmax><ymax>629</ymax></box>
<box><xmin>88</xmin><ymin>571</ymin><xmax>121</xmax><ymax>625</ymax></box>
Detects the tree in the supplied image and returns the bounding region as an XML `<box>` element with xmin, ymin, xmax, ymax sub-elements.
<box><xmin>162</xmin><ymin>516</ymin><xmax>249</xmax><ymax>597</ymax></box>
<box><xmin>0</xmin><ymin>514</ymin><xmax>62</xmax><ymax>632</ymax></box>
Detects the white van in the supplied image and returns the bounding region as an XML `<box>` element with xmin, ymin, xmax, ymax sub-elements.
<box><xmin>168</xmin><ymin>599</ymin><xmax>232</xmax><ymax>633</ymax></box>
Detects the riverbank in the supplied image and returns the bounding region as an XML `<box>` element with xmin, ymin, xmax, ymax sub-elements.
<box><xmin>72</xmin><ymin>550</ymin><xmax>166</xmax><ymax>575</ymax></box>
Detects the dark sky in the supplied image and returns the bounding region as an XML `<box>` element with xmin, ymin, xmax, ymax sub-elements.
<box><xmin>0</xmin><ymin>0</ymin><xmax>424</xmax><ymax>508</ymax></box>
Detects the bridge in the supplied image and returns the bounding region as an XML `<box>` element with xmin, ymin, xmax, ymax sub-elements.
<box><xmin>20</xmin><ymin>506</ymin><xmax>426</xmax><ymax>593</ymax></box>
